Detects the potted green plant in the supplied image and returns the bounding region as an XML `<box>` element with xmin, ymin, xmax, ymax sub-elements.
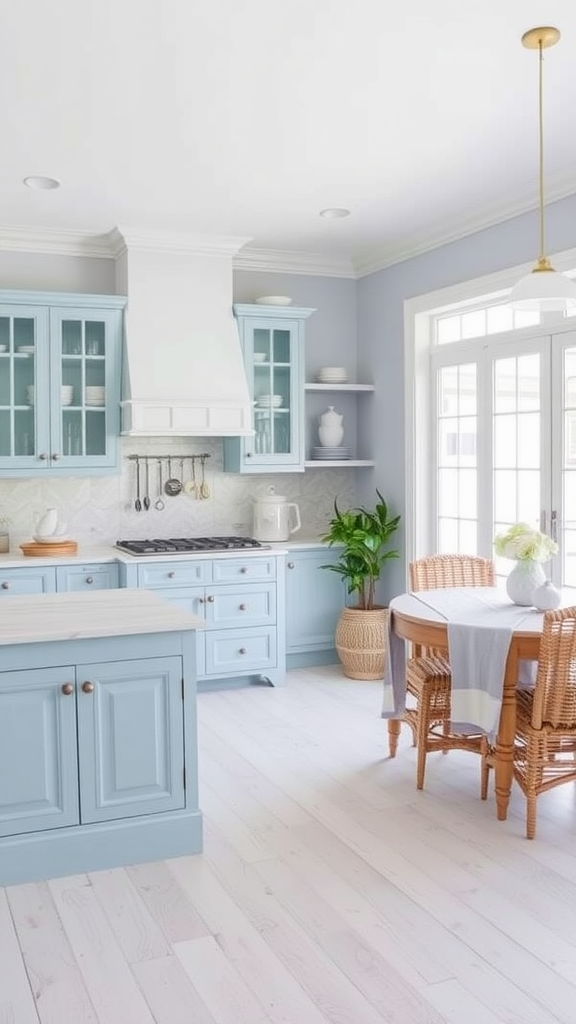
<box><xmin>321</xmin><ymin>490</ymin><xmax>401</xmax><ymax>679</ymax></box>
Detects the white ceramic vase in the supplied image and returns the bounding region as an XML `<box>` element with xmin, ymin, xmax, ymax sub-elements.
<box><xmin>505</xmin><ymin>559</ymin><xmax>546</xmax><ymax>606</ymax></box>
<box><xmin>318</xmin><ymin>406</ymin><xmax>344</xmax><ymax>447</ymax></box>
<box><xmin>532</xmin><ymin>579</ymin><xmax>561</xmax><ymax>611</ymax></box>
<box><xmin>35</xmin><ymin>507</ymin><xmax>58</xmax><ymax>538</ymax></box>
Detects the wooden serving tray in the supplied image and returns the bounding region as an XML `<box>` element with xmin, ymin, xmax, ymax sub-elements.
<box><xmin>20</xmin><ymin>540</ymin><xmax>78</xmax><ymax>557</ymax></box>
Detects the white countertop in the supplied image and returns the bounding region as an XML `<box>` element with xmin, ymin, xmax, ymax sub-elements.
<box><xmin>0</xmin><ymin>589</ymin><xmax>205</xmax><ymax>646</ymax></box>
<box><xmin>0</xmin><ymin>543</ymin><xmax>291</xmax><ymax>569</ymax></box>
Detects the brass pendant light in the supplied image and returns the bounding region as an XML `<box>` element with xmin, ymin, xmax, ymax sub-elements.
<box><xmin>509</xmin><ymin>26</ymin><xmax>576</xmax><ymax>312</ymax></box>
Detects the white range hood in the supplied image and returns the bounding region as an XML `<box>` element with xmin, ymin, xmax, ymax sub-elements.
<box><xmin>110</xmin><ymin>227</ymin><xmax>253</xmax><ymax>437</ymax></box>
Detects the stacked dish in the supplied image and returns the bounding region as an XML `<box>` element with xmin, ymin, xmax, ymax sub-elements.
<box><xmin>253</xmin><ymin>352</ymin><xmax>267</xmax><ymax>362</ymax></box>
<box><xmin>85</xmin><ymin>385</ymin><xmax>105</xmax><ymax>406</ymax></box>
<box><xmin>255</xmin><ymin>296</ymin><xmax>292</xmax><ymax>306</ymax></box>
<box><xmin>257</xmin><ymin>394</ymin><xmax>283</xmax><ymax>408</ymax></box>
<box><xmin>311</xmin><ymin>445</ymin><xmax>351</xmax><ymax>460</ymax></box>
<box><xmin>27</xmin><ymin>385</ymin><xmax>73</xmax><ymax>406</ymax></box>
<box><xmin>17</xmin><ymin>345</ymin><xmax>35</xmax><ymax>354</ymax></box>
<box><xmin>317</xmin><ymin>366</ymin><xmax>348</xmax><ymax>383</ymax></box>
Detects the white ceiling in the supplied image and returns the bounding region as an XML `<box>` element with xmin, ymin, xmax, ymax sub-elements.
<box><xmin>2</xmin><ymin>0</ymin><xmax>576</xmax><ymax>275</ymax></box>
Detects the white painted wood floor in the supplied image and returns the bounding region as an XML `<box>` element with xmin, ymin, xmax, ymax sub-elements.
<box><xmin>2</xmin><ymin>666</ymin><xmax>576</xmax><ymax>1024</ymax></box>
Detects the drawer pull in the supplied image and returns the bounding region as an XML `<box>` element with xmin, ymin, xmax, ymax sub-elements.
<box><xmin>39</xmin><ymin>453</ymin><xmax>47</xmax><ymax>460</ymax></box>
<box><xmin>239</xmin><ymin>647</ymin><xmax>247</xmax><ymax>655</ymax></box>
<box><xmin>197</xmin><ymin>596</ymin><xmax>205</xmax><ymax>604</ymax></box>
<box><xmin>287</xmin><ymin>561</ymin><xmax>295</xmax><ymax>569</ymax></box>
<box><xmin>207</xmin><ymin>594</ymin><xmax>215</xmax><ymax>603</ymax></box>
<box><xmin>51</xmin><ymin>453</ymin><xmax>61</xmax><ymax>461</ymax></box>
<box><xmin>61</xmin><ymin>683</ymin><xmax>74</xmax><ymax>696</ymax></box>
<box><xmin>85</xmin><ymin>576</ymin><xmax>94</xmax><ymax>585</ymax></box>
<box><xmin>1</xmin><ymin>581</ymin><xmax>9</xmax><ymax>590</ymax></box>
<box><xmin>82</xmin><ymin>681</ymin><xmax>95</xmax><ymax>694</ymax></box>
<box><xmin>168</xmin><ymin>571</ymin><xmax>176</xmax><ymax>579</ymax></box>
<box><xmin>239</xmin><ymin>603</ymin><xmax>247</xmax><ymax>611</ymax></box>
<box><xmin>240</xmin><ymin>566</ymin><xmax>248</xmax><ymax>574</ymax></box>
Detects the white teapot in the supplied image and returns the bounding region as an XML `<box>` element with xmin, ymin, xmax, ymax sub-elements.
<box><xmin>318</xmin><ymin>406</ymin><xmax>344</xmax><ymax>447</ymax></box>
<box><xmin>253</xmin><ymin>487</ymin><xmax>301</xmax><ymax>542</ymax></box>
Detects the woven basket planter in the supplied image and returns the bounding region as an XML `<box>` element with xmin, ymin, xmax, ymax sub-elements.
<box><xmin>335</xmin><ymin>605</ymin><xmax>389</xmax><ymax>680</ymax></box>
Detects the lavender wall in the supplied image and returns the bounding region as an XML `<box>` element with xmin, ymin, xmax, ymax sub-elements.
<box><xmin>358</xmin><ymin>193</ymin><xmax>576</xmax><ymax>600</ymax></box>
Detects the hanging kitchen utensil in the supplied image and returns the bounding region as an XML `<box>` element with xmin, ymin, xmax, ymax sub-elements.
<box><xmin>184</xmin><ymin>456</ymin><xmax>197</xmax><ymax>497</ymax></box>
<box><xmin>134</xmin><ymin>457</ymin><xmax>142</xmax><ymax>512</ymax></box>
<box><xmin>155</xmin><ymin>459</ymin><xmax>165</xmax><ymax>510</ymax></box>
<box><xmin>199</xmin><ymin>455</ymin><xmax>210</xmax><ymax>499</ymax></box>
<box><xmin>143</xmin><ymin>458</ymin><xmax>151</xmax><ymax>511</ymax></box>
<box><xmin>164</xmin><ymin>457</ymin><xmax>183</xmax><ymax>497</ymax></box>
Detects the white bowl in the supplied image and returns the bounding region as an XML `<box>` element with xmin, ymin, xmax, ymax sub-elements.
<box><xmin>0</xmin><ymin>345</ymin><xmax>7</xmax><ymax>353</ymax></box>
<box><xmin>255</xmin><ymin>296</ymin><xmax>292</xmax><ymax>306</ymax></box>
<box><xmin>32</xmin><ymin>535</ymin><xmax>70</xmax><ymax>545</ymax></box>
<box><xmin>253</xmin><ymin>352</ymin><xmax>267</xmax><ymax>362</ymax></box>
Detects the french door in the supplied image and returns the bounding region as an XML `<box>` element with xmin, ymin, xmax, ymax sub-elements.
<box><xmin>434</xmin><ymin>327</ymin><xmax>576</xmax><ymax>589</ymax></box>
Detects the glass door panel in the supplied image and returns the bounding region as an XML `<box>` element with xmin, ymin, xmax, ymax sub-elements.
<box><xmin>0</xmin><ymin>312</ymin><xmax>40</xmax><ymax>462</ymax></box>
<box><xmin>58</xmin><ymin>315</ymin><xmax>108</xmax><ymax>460</ymax></box>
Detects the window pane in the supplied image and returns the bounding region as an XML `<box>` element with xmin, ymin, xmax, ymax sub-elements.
<box><xmin>439</xmin><ymin>419</ymin><xmax>458</xmax><ymax>465</ymax></box>
<box><xmin>494</xmin><ymin>358</ymin><xmax>516</xmax><ymax>413</ymax></box>
<box><xmin>517</xmin><ymin>412</ymin><xmax>540</xmax><ymax>468</ymax></box>
<box><xmin>513</xmin><ymin>309</ymin><xmax>540</xmax><ymax>329</ymax></box>
<box><xmin>461</xmin><ymin>310</ymin><xmax>485</xmax><ymax>339</ymax></box>
<box><xmin>459</xmin><ymin>469</ymin><xmax>477</xmax><ymax>518</ymax></box>
<box><xmin>487</xmin><ymin>304</ymin><xmax>513</xmax><ymax>335</ymax></box>
<box><xmin>494</xmin><ymin>470</ymin><xmax>519</xmax><ymax>522</ymax></box>
<box><xmin>438</xmin><ymin>518</ymin><xmax>459</xmax><ymax>551</ymax></box>
<box><xmin>459</xmin><ymin>519</ymin><xmax>477</xmax><ymax>554</ymax></box>
<box><xmin>493</xmin><ymin>414</ymin><xmax>517</xmax><ymax>467</ymax></box>
<box><xmin>438</xmin><ymin>468</ymin><xmax>458</xmax><ymax>515</ymax></box>
<box><xmin>517</xmin><ymin>471</ymin><xmax>540</xmax><ymax>526</ymax></box>
<box><xmin>518</xmin><ymin>354</ymin><xmax>540</xmax><ymax>411</ymax></box>
<box><xmin>459</xmin><ymin>365</ymin><xmax>477</xmax><ymax>414</ymax></box>
<box><xmin>436</xmin><ymin>315</ymin><xmax>461</xmax><ymax>345</ymax></box>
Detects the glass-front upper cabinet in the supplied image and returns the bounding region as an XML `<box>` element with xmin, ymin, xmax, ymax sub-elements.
<box><xmin>0</xmin><ymin>292</ymin><xmax>126</xmax><ymax>476</ymax></box>
<box><xmin>223</xmin><ymin>304</ymin><xmax>315</xmax><ymax>473</ymax></box>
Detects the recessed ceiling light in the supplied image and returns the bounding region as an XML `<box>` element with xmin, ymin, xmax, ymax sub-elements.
<box><xmin>319</xmin><ymin>208</ymin><xmax>351</xmax><ymax>219</ymax></box>
<box><xmin>23</xmin><ymin>175</ymin><xmax>61</xmax><ymax>191</ymax></box>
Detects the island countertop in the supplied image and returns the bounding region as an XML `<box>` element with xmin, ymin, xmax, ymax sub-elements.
<box><xmin>0</xmin><ymin>588</ymin><xmax>205</xmax><ymax>646</ymax></box>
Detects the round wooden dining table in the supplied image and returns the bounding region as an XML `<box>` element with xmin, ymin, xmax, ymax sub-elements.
<box><xmin>387</xmin><ymin>590</ymin><xmax>544</xmax><ymax>821</ymax></box>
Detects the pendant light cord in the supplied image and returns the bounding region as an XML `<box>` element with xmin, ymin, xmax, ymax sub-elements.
<box><xmin>538</xmin><ymin>38</ymin><xmax>546</xmax><ymax>263</ymax></box>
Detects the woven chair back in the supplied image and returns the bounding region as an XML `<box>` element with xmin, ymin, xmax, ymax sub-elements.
<box><xmin>409</xmin><ymin>554</ymin><xmax>495</xmax><ymax>592</ymax></box>
<box><xmin>532</xmin><ymin>605</ymin><xmax>576</xmax><ymax>729</ymax></box>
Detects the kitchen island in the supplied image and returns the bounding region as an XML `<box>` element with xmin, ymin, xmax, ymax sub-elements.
<box><xmin>0</xmin><ymin>589</ymin><xmax>204</xmax><ymax>886</ymax></box>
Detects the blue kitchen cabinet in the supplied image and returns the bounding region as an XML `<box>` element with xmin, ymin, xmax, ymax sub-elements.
<box><xmin>0</xmin><ymin>565</ymin><xmax>57</xmax><ymax>595</ymax></box>
<box><xmin>76</xmin><ymin>656</ymin><xmax>185</xmax><ymax>822</ymax></box>
<box><xmin>223</xmin><ymin>303</ymin><xmax>315</xmax><ymax>473</ymax></box>
<box><xmin>0</xmin><ymin>667</ymin><xmax>79</xmax><ymax>838</ymax></box>
<box><xmin>285</xmin><ymin>547</ymin><xmax>345</xmax><ymax>667</ymax></box>
<box><xmin>56</xmin><ymin>562</ymin><xmax>120</xmax><ymax>591</ymax></box>
<box><xmin>0</xmin><ymin>290</ymin><xmax>125</xmax><ymax>476</ymax></box>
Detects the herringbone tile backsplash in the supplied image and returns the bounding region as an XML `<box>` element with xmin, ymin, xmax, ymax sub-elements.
<box><xmin>0</xmin><ymin>438</ymin><xmax>355</xmax><ymax>548</ymax></box>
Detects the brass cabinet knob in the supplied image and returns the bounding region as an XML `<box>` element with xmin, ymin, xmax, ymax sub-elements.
<box><xmin>82</xmin><ymin>681</ymin><xmax>95</xmax><ymax>694</ymax></box>
<box><xmin>239</xmin><ymin>603</ymin><xmax>247</xmax><ymax>611</ymax></box>
<box><xmin>85</xmin><ymin>576</ymin><xmax>94</xmax><ymax>585</ymax></box>
<box><xmin>207</xmin><ymin>594</ymin><xmax>215</xmax><ymax>603</ymax></box>
<box><xmin>1</xmin><ymin>581</ymin><xmax>9</xmax><ymax>590</ymax></box>
<box><xmin>240</xmin><ymin>566</ymin><xmax>248</xmax><ymax>574</ymax></box>
<box><xmin>51</xmin><ymin>453</ymin><xmax>61</xmax><ymax>461</ymax></box>
<box><xmin>39</xmin><ymin>453</ymin><xmax>47</xmax><ymax>460</ymax></box>
<box><xmin>239</xmin><ymin>647</ymin><xmax>247</xmax><ymax>655</ymax></box>
<box><xmin>246</xmin><ymin>452</ymin><xmax>253</xmax><ymax>458</ymax></box>
<box><xmin>287</xmin><ymin>561</ymin><xmax>295</xmax><ymax>569</ymax></box>
<box><xmin>168</xmin><ymin>571</ymin><xmax>176</xmax><ymax>579</ymax></box>
<box><xmin>61</xmin><ymin>683</ymin><xmax>74</xmax><ymax>695</ymax></box>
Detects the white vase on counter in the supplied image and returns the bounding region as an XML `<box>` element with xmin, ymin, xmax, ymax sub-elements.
<box><xmin>505</xmin><ymin>559</ymin><xmax>546</xmax><ymax>606</ymax></box>
<box><xmin>35</xmin><ymin>508</ymin><xmax>59</xmax><ymax>538</ymax></box>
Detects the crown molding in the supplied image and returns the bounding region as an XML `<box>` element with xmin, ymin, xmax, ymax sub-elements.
<box><xmin>352</xmin><ymin>176</ymin><xmax>576</xmax><ymax>278</ymax></box>
<box><xmin>233</xmin><ymin>246</ymin><xmax>356</xmax><ymax>278</ymax></box>
<box><xmin>107</xmin><ymin>226</ymin><xmax>253</xmax><ymax>259</ymax></box>
<box><xmin>0</xmin><ymin>225</ymin><xmax>113</xmax><ymax>258</ymax></box>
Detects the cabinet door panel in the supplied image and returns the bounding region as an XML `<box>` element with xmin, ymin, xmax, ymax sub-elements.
<box><xmin>286</xmin><ymin>550</ymin><xmax>344</xmax><ymax>652</ymax></box>
<box><xmin>206</xmin><ymin>627</ymin><xmax>276</xmax><ymax>675</ymax></box>
<box><xmin>153</xmin><ymin>587</ymin><xmax>206</xmax><ymax>676</ymax></box>
<box><xmin>56</xmin><ymin>563</ymin><xmax>119</xmax><ymax>592</ymax></box>
<box><xmin>77</xmin><ymin>656</ymin><xmax>185</xmax><ymax>823</ymax></box>
<box><xmin>0</xmin><ymin>567</ymin><xmax>57</xmax><ymax>596</ymax></box>
<box><xmin>0</xmin><ymin>667</ymin><xmax>79</xmax><ymax>837</ymax></box>
<box><xmin>208</xmin><ymin>583</ymin><xmax>276</xmax><ymax>629</ymax></box>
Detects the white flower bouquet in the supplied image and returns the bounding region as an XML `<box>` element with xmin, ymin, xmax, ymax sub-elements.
<box><xmin>493</xmin><ymin>522</ymin><xmax>558</xmax><ymax>563</ymax></box>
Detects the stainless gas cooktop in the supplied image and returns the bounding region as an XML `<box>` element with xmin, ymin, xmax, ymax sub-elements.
<box><xmin>115</xmin><ymin>536</ymin><xmax>265</xmax><ymax>556</ymax></box>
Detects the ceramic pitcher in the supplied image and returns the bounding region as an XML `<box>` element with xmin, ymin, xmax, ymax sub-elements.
<box><xmin>318</xmin><ymin>406</ymin><xmax>344</xmax><ymax>447</ymax></box>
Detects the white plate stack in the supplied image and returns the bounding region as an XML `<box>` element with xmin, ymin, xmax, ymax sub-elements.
<box><xmin>256</xmin><ymin>394</ymin><xmax>283</xmax><ymax>408</ymax></box>
<box><xmin>85</xmin><ymin>386</ymin><xmax>105</xmax><ymax>406</ymax></box>
<box><xmin>311</xmin><ymin>446</ymin><xmax>352</xmax><ymax>460</ymax></box>
<box><xmin>317</xmin><ymin>366</ymin><xmax>348</xmax><ymax>384</ymax></box>
<box><xmin>27</xmin><ymin>385</ymin><xmax>74</xmax><ymax>406</ymax></box>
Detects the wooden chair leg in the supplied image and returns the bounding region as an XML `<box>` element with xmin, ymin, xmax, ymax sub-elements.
<box><xmin>388</xmin><ymin>719</ymin><xmax>401</xmax><ymax>757</ymax></box>
<box><xmin>415</xmin><ymin>704</ymin><xmax>430</xmax><ymax>790</ymax></box>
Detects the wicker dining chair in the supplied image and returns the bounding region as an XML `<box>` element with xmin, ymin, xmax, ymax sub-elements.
<box><xmin>495</xmin><ymin>605</ymin><xmax>576</xmax><ymax>839</ymax></box>
<box><xmin>388</xmin><ymin>553</ymin><xmax>495</xmax><ymax>790</ymax></box>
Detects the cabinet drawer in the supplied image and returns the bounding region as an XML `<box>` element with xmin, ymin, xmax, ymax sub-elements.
<box><xmin>208</xmin><ymin>583</ymin><xmax>276</xmax><ymax>629</ymax></box>
<box><xmin>0</xmin><ymin>567</ymin><xmax>57</xmax><ymax>596</ymax></box>
<box><xmin>137</xmin><ymin>560</ymin><xmax>211</xmax><ymax>589</ymax></box>
<box><xmin>212</xmin><ymin>556</ymin><xmax>276</xmax><ymax>583</ymax></box>
<box><xmin>205</xmin><ymin>627</ymin><xmax>276</xmax><ymax>676</ymax></box>
<box><xmin>56</xmin><ymin>563</ymin><xmax>119</xmax><ymax>592</ymax></box>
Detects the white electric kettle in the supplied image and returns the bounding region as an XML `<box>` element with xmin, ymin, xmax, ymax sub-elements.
<box><xmin>253</xmin><ymin>487</ymin><xmax>301</xmax><ymax>542</ymax></box>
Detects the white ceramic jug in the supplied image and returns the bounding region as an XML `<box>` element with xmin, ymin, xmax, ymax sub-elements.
<box><xmin>253</xmin><ymin>487</ymin><xmax>301</xmax><ymax>542</ymax></box>
<box><xmin>35</xmin><ymin>508</ymin><xmax>59</xmax><ymax>538</ymax></box>
<box><xmin>318</xmin><ymin>406</ymin><xmax>344</xmax><ymax>447</ymax></box>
